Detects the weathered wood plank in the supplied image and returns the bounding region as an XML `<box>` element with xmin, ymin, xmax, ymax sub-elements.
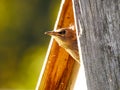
<box><xmin>73</xmin><ymin>0</ymin><xmax>120</xmax><ymax>90</ymax></box>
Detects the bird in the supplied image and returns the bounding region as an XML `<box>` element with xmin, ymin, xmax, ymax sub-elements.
<box><xmin>45</xmin><ymin>28</ymin><xmax>80</xmax><ymax>64</ymax></box>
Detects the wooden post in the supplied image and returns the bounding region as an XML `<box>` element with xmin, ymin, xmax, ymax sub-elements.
<box><xmin>73</xmin><ymin>0</ymin><xmax>120</xmax><ymax>90</ymax></box>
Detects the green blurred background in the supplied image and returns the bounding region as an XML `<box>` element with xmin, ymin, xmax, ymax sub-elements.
<box><xmin>0</xmin><ymin>0</ymin><xmax>60</xmax><ymax>89</ymax></box>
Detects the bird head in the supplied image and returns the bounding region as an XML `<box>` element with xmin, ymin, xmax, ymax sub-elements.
<box><xmin>45</xmin><ymin>28</ymin><xmax>76</xmax><ymax>47</ymax></box>
<box><xmin>45</xmin><ymin>28</ymin><xmax>80</xmax><ymax>63</ymax></box>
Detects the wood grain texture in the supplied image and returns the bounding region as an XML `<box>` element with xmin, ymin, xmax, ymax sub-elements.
<box><xmin>37</xmin><ymin>0</ymin><xmax>80</xmax><ymax>90</ymax></box>
<box><xmin>73</xmin><ymin>0</ymin><xmax>120</xmax><ymax>90</ymax></box>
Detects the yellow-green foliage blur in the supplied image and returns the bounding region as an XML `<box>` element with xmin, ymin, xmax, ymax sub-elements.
<box><xmin>0</xmin><ymin>0</ymin><xmax>60</xmax><ymax>89</ymax></box>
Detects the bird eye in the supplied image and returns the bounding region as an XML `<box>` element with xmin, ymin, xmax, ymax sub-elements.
<box><xmin>58</xmin><ymin>30</ymin><xmax>66</xmax><ymax>34</ymax></box>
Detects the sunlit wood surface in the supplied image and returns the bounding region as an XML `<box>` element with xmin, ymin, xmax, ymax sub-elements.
<box><xmin>36</xmin><ymin>0</ymin><xmax>80</xmax><ymax>90</ymax></box>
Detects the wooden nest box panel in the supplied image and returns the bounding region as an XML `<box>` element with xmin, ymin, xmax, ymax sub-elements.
<box><xmin>36</xmin><ymin>0</ymin><xmax>80</xmax><ymax>90</ymax></box>
<box><xmin>37</xmin><ymin>0</ymin><xmax>120</xmax><ymax>89</ymax></box>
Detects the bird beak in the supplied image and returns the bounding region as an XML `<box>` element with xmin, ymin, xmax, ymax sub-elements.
<box><xmin>44</xmin><ymin>31</ymin><xmax>58</xmax><ymax>36</ymax></box>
